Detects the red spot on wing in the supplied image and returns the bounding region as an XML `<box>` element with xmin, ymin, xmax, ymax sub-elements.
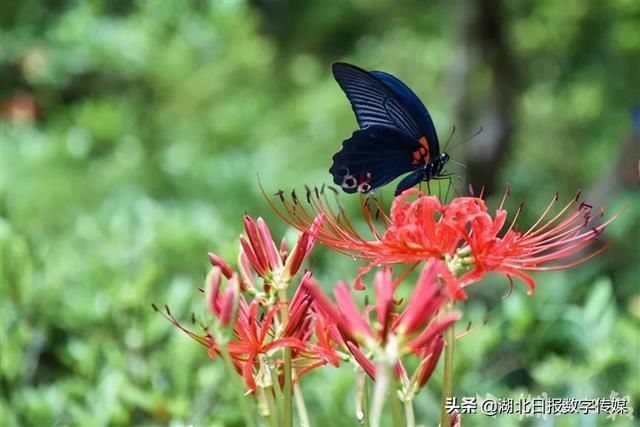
<box><xmin>412</xmin><ymin>136</ymin><xmax>431</xmax><ymax>165</ymax></box>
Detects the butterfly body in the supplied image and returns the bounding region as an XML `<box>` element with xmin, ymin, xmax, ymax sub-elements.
<box><xmin>330</xmin><ymin>62</ymin><xmax>449</xmax><ymax>196</ymax></box>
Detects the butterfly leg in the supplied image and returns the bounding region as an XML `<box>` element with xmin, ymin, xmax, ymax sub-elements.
<box><xmin>433</xmin><ymin>172</ymin><xmax>457</xmax><ymax>202</ymax></box>
<box><xmin>445</xmin><ymin>176</ymin><xmax>453</xmax><ymax>202</ymax></box>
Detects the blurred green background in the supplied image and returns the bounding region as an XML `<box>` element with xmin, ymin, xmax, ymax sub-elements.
<box><xmin>2</xmin><ymin>0</ymin><xmax>639</xmax><ymax>426</ymax></box>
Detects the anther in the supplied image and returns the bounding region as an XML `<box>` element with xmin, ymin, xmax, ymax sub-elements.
<box><xmin>305</xmin><ymin>185</ymin><xmax>312</xmax><ymax>204</ymax></box>
<box><xmin>579</xmin><ymin>202</ymin><xmax>593</xmax><ymax>211</ymax></box>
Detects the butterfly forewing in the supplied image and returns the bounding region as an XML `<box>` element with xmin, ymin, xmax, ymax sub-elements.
<box><xmin>332</xmin><ymin>63</ymin><xmax>424</xmax><ymax>141</ymax></box>
<box><xmin>370</xmin><ymin>71</ymin><xmax>440</xmax><ymax>156</ymax></box>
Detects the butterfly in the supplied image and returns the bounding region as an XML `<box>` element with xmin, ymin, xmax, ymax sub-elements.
<box><xmin>329</xmin><ymin>62</ymin><xmax>450</xmax><ymax>196</ymax></box>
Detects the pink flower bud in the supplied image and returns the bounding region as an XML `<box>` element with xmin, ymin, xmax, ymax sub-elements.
<box><xmin>205</xmin><ymin>267</ymin><xmax>222</xmax><ymax>316</ymax></box>
<box><xmin>219</xmin><ymin>275</ymin><xmax>240</xmax><ymax>328</ymax></box>
<box><xmin>208</xmin><ymin>252</ymin><xmax>234</xmax><ymax>279</ymax></box>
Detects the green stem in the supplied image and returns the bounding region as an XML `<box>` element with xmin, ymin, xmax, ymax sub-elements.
<box><xmin>278</xmin><ymin>289</ymin><xmax>293</xmax><ymax>427</ymax></box>
<box><xmin>440</xmin><ymin>301</ymin><xmax>455</xmax><ymax>427</ymax></box>
<box><xmin>283</xmin><ymin>347</ymin><xmax>293</xmax><ymax>427</ymax></box>
<box><xmin>264</xmin><ymin>386</ymin><xmax>281</xmax><ymax>427</ymax></box>
<box><xmin>403</xmin><ymin>399</ymin><xmax>415</xmax><ymax>427</ymax></box>
<box><xmin>294</xmin><ymin>384</ymin><xmax>310</xmax><ymax>427</ymax></box>
<box><xmin>269</xmin><ymin>364</ymin><xmax>284</xmax><ymax>408</ymax></box>
<box><xmin>362</xmin><ymin>377</ymin><xmax>369</xmax><ymax>426</ymax></box>
<box><xmin>370</xmin><ymin>360</ymin><xmax>391</xmax><ymax>427</ymax></box>
<box><xmin>390</xmin><ymin>384</ymin><xmax>403</xmax><ymax>427</ymax></box>
<box><xmin>355</xmin><ymin>368</ymin><xmax>369</xmax><ymax>425</ymax></box>
<box><xmin>220</xmin><ymin>348</ymin><xmax>257</xmax><ymax>427</ymax></box>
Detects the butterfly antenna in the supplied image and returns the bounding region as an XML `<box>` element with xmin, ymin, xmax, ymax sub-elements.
<box><xmin>450</xmin><ymin>159</ymin><xmax>468</xmax><ymax>169</ymax></box>
<box><xmin>443</xmin><ymin>125</ymin><xmax>457</xmax><ymax>153</ymax></box>
<box><xmin>448</xmin><ymin>127</ymin><xmax>483</xmax><ymax>152</ymax></box>
<box><xmin>445</xmin><ymin>176</ymin><xmax>454</xmax><ymax>202</ymax></box>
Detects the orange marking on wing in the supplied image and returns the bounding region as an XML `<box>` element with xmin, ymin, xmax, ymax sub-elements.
<box><xmin>418</xmin><ymin>136</ymin><xmax>430</xmax><ymax>163</ymax></box>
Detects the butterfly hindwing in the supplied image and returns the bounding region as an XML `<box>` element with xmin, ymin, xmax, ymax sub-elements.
<box><xmin>329</xmin><ymin>126</ymin><xmax>419</xmax><ymax>193</ymax></box>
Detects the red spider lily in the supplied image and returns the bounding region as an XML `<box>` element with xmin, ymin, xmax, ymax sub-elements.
<box><xmin>302</xmin><ymin>260</ymin><xmax>460</xmax><ymax>389</ymax></box>
<box><xmin>226</xmin><ymin>299</ymin><xmax>307</xmax><ymax>390</ymax></box>
<box><xmin>158</xmin><ymin>262</ymin><xmax>340</xmax><ymax>392</ymax></box>
<box><xmin>266</xmin><ymin>185</ymin><xmax>619</xmax><ymax>299</ymax></box>
<box><xmin>221</xmin><ymin>214</ymin><xmax>324</xmax><ymax>296</ymax></box>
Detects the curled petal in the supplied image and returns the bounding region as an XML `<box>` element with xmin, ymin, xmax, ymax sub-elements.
<box><xmin>417</xmin><ymin>335</ymin><xmax>444</xmax><ymax>388</ymax></box>
<box><xmin>346</xmin><ymin>341</ymin><xmax>376</xmax><ymax>380</ymax></box>
<box><xmin>208</xmin><ymin>252</ymin><xmax>234</xmax><ymax>279</ymax></box>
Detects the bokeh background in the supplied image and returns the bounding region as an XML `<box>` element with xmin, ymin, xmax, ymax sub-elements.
<box><xmin>2</xmin><ymin>1</ymin><xmax>639</xmax><ymax>426</ymax></box>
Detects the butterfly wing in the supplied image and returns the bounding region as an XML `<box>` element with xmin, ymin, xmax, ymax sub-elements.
<box><xmin>332</xmin><ymin>62</ymin><xmax>440</xmax><ymax>155</ymax></box>
<box><xmin>329</xmin><ymin>125</ymin><xmax>420</xmax><ymax>194</ymax></box>
<box><xmin>370</xmin><ymin>70</ymin><xmax>440</xmax><ymax>156</ymax></box>
<box><xmin>394</xmin><ymin>170</ymin><xmax>423</xmax><ymax>196</ymax></box>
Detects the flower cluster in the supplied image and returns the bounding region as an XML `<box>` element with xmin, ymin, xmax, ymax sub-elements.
<box><xmin>159</xmin><ymin>213</ymin><xmax>462</xmax><ymax>426</ymax></box>
<box><xmin>158</xmin><ymin>183</ymin><xmax>619</xmax><ymax>427</ymax></box>
<box><xmin>304</xmin><ymin>260</ymin><xmax>459</xmax><ymax>398</ymax></box>
<box><xmin>267</xmin><ymin>186</ymin><xmax>619</xmax><ymax>299</ymax></box>
<box><xmin>157</xmin><ymin>215</ymin><xmax>339</xmax><ymax>395</ymax></box>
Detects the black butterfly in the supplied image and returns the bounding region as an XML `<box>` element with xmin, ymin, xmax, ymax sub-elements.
<box><xmin>329</xmin><ymin>62</ymin><xmax>450</xmax><ymax>196</ymax></box>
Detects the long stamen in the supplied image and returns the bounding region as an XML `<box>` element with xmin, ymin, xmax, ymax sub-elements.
<box><xmin>523</xmin><ymin>191</ymin><xmax>581</xmax><ymax>239</ymax></box>
<box><xmin>502</xmin><ymin>201</ymin><xmax>524</xmax><ymax>236</ymax></box>
<box><xmin>152</xmin><ymin>304</ymin><xmax>211</xmax><ymax>347</ymax></box>
<box><xmin>521</xmin><ymin>192</ymin><xmax>560</xmax><ymax>237</ymax></box>
<box><xmin>497</xmin><ymin>186</ymin><xmax>510</xmax><ymax>211</ymax></box>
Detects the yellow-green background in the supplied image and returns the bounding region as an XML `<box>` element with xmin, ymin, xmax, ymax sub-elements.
<box><xmin>2</xmin><ymin>1</ymin><xmax>638</xmax><ymax>426</ymax></box>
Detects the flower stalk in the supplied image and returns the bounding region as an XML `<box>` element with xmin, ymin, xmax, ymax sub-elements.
<box><xmin>283</xmin><ymin>346</ymin><xmax>293</xmax><ymax>427</ymax></box>
<box><xmin>220</xmin><ymin>347</ymin><xmax>257</xmax><ymax>427</ymax></box>
<box><xmin>403</xmin><ymin>398</ymin><xmax>415</xmax><ymax>427</ymax></box>
<box><xmin>294</xmin><ymin>385</ymin><xmax>310</xmax><ymax>427</ymax></box>
<box><xmin>389</xmin><ymin>383</ymin><xmax>403</xmax><ymax>427</ymax></box>
<box><xmin>440</xmin><ymin>301</ymin><xmax>455</xmax><ymax>427</ymax></box>
<box><xmin>355</xmin><ymin>368</ymin><xmax>369</xmax><ymax>425</ymax></box>
<box><xmin>370</xmin><ymin>358</ymin><xmax>393</xmax><ymax>427</ymax></box>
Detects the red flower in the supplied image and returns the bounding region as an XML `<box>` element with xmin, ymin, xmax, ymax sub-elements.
<box><xmin>303</xmin><ymin>260</ymin><xmax>460</xmax><ymax>388</ymax></box>
<box><xmin>227</xmin><ymin>298</ymin><xmax>310</xmax><ymax>390</ymax></box>
<box><xmin>267</xmin><ymin>185</ymin><xmax>619</xmax><ymax>299</ymax></box>
<box><xmin>232</xmin><ymin>214</ymin><xmax>324</xmax><ymax>295</ymax></box>
<box><xmin>158</xmin><ymin>215</ymin><xmax>337</xmax><ymax>393</ymax></box>
<box><xmin>158</xmin><ymin>273</ymin><xmax>336</xmax><ymax>392</ymax></box>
